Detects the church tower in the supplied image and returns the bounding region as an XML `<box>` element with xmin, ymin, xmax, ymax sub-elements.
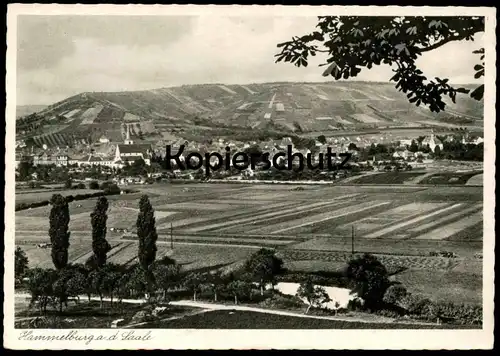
<box><xmin>124</xmin><ymin>124</ymin><xmax>134</xmax><ymax>145</ymax></box>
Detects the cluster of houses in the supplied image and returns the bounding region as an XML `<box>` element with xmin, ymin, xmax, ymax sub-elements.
<box><xmin>15</xmin><ymin>127</ymin><xmax>484</xmax><ymax>174</ymax></box>
<box><xmin>16</xmin><ymin>126</ymin><xmax>154</xmax><ymax>170</ymax></box>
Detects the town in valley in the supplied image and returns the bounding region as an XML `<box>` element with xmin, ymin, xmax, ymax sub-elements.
<box><xmin>12</xmin><ymin>12</ymin><xmax>487</xmax><ymax>332</ymax></box>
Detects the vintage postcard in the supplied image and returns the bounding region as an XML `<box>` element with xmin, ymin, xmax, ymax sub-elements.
<box><xmin>4</xmin><ymin>4</ymin><xmax>496</xmax><ymax>350</ymax></box>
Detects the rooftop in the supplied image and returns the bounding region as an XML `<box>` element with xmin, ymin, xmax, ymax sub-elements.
<box><xmin>117</xmin><ymin>144</ymin><xmax>152</xmax><ymax>154</ymax></box>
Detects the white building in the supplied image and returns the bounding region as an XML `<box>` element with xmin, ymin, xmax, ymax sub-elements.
<box><xmin>399</xmin><ymin>139</ymin><xmax>413</xmax><ymax>147</ymax></box>
<box><xmin>114</xmin><ymin>124</ymin><xmax>152</xmax><ymax>165</ymax></box>
<box><xmin>422</xmin><ymin>131</ymin><xmax>444</xmax><ymax>152</ymax></box>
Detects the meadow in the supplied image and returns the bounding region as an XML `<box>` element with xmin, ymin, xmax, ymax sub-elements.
<box><xmin>15</xmin><ymin>182</ymin><xmax>483</xmax><ymax>303</ymax></box>
<box><xmin>142</xmin><ymin>310</ymin><xmax>478</xmax><ymax>329</ymax></box>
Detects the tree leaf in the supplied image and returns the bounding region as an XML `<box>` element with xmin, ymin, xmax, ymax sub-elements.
<box><xmin>395</xmin><ymin>43</ymin><xmax>406</xmax><ymax>55</ymax></box>
<box><xmin>470</xmin><ymin>84</ymin><xmax>484</xmax><ymax>101</ymax></box>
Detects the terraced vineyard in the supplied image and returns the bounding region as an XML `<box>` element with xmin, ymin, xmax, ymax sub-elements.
<box><xmin>17</xmin><ymin>81</ymin><xmax>483</xmax><ymax>147</ymax></box>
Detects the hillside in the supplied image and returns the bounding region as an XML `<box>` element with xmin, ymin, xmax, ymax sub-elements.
<box><xmin>16</xmin><ymin>105</ymin><xmax>47</xmax><ymax>119</ymax></box>
<box><xmin>16</xmin><ymin>82</ymin><xmax>484</xmax><ymax>148</ymax></box>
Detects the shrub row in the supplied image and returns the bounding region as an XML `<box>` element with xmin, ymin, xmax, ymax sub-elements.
<box><xmin>14</xmin><ymin>200</ymin><xmax>50</xmax><ymax>211</ymax></box>
<box><xmin>374</xmin><ymin>286</ymin><xmax>483</xmax><ymax>326</ymax></box>
<box><xmin>428</xmin><ymin>251</ymin><xmax>458</xmax><ymax>258</ymax></box>
<box><xmin>15</xmin><ymin>189</ymin><xmax>122</xmax><ymax>211</ymax></box>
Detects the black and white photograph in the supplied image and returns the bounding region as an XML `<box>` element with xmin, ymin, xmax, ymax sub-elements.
<box><xmin>4</xmin><ymin>4</ymin><xmax>495</xmax><ymax>350</ymax></box>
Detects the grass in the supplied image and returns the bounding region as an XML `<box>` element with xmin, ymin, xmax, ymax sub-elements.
<box><xmin>15</xmin><ymin>301</ymin><xmax>196</xmax><ymax>329</ymax></box>
<box><xmin>419</xmin><ymin>172</ymin><xmax>483</xmax><ymax>185</ymax></box>
<box><xmin>142</xmin><ymin>309</ymin><xmax>478</xmax><ymax>329</ymax></box>
<box><xmin>392</xmin><ymin>269</ymin><xmax>482</xmax><ymax>304</ymax></box>
<box><xmin>15</xmin><ymin>182</ymin><xmax>483</xmax><ymax>306</ymax></box>
<box><xmin>349</xmin><ymin>172</ymin><xmax>426</xmax><ymax>184</ymax></box>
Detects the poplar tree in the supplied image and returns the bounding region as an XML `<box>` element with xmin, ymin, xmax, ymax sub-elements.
<box><xmin>136</xmin><ymin>195</ymin><xmax>158</xmax><ymax>290</ymax></box>
<box><xmin>49</xmin><ymin>194</ymin><xmax>71</xmax><ymax>270</ymax></box>
<box><xmin>91</xmin><ymin>196</ymin><xmax>112</xmax><ymax>267</ymax></box>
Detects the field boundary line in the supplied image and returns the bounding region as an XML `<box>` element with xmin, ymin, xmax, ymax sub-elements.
<box><xmin>185</xmin><ymin>196</ymin><xmax>361</xmax><ymax>233</ymax></box>
<box><xmin>413</xmin><ymin>212</ymin><xmax>483</xmax><ymax>241</ymax></box>
<box><xmin>365</xmin><ymin>203</ymin><xmax>464</xmax><ymax>239</ymax></box>
<box><xmin>272</xmin><ymin>201</ymin><xmax>391</xmax><ymax>234</ymax></box>
<box><xmin>409</xmin><ymin>204</ymin><xmax>483</xmax><ymax>234</ymax></box>
<box><xmin>215</xmin><ymin>199</ymin><xmax>357</xmax><ymax>234</ymax></box>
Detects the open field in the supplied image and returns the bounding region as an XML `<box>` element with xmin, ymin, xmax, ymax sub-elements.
<box><xmin>16</xmin><ymin>182</ymin><xmax>483</xmax><ymax>303</ymax></box>
<box><xmin>143</xmin><ymin>309</ymin><xmax>476</xmax><ymax>329</ymax></box>
<box><xmin>345</xmin><ymin>171</ymin><xmax>483</xmax><ymax>185</ymax></box>
<box><xmin>348</xmin><ymin>172</ymin><xmax>427</xmax><ymax>184</ymax></box>
<box><xmin>419</xmin><ymin>171</ymin><xmax>483</xmax><ymax>185</ymax></box>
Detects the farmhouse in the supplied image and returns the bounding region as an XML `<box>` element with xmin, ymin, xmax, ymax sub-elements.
<box><xmin>399</xmin><ymin>139</ymin><xmax>413</xmax><ymax>147</ymax></box>
<box><xmin>392</xmin><ymin>150</ymin><xmax>415</xmax><ymax>161</ymax></box>
<box><xmin>99</xmin><ymin>135</ymin><xmax>110</xmax><ymax>144</ymax></box>
<box><xmin>462</xmin><ymin>133</ymin><xmax>484</xmax><ymax>145</ymax></box>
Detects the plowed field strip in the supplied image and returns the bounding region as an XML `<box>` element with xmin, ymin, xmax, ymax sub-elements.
<box><xmin>271</xmin><ymin>201</ymin><xmax>391</xmax><ymax>235</ymax></box>
<box><xmin>245</xmin><ymin>200</ymin><xmax>358</xmax><ymax>235</ymax></box>
<box><xmin>336</xmin><ymin>202</ymin><xmax>449</xmax><ymax>233</ymax></box>
<box><xmin>409</xmin><ymin>204</ymin><xmax>483</xmax><ymax>233</ymax></box>
<box><xmin>414</xmin><ymin>212</ymin><xmax>483</xmax><ymax>240</ymax></box>
<box><xmin>158</xmin><ymin>201</ymin><xmax>297</xmax><ymax>230</ymax></box>
<box><xmin>365</xmin><ymin>203</ymin><xmax>463</xmax><ymax>239</ymax></box>
<box><xmin>186</xmin><ymin>194</ymin><xmax>361</xmax><ymax>233</ymax></box>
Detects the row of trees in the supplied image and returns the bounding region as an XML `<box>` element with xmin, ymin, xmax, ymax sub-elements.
<box><xmin>18</xmin><ymin>191</ymin><xmax>393</xmax><ymax>312</ymax></box>
<box><xmin>16</xmin><ymin>193</ymin><xmax>160</xmax><ymax>312</ymax></box>
<box><xmin>17</xmin><ymin>239</ymin><xmax>480</xmax><ymax>324</ymax></box>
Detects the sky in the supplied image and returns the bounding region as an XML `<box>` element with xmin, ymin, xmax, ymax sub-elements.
<box><xmin>16</xmin><ymin>15</ymin><xmax>485</xmax><ymax>106</ymax></box>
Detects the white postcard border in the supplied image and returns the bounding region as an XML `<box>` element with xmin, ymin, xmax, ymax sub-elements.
<box><xmin>4</xmin><ymin>4</ymin><xmax>496</xmax><ymax>350</ymax></box>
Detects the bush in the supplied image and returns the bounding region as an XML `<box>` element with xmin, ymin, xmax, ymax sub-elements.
<box><xmin>398</xmin><ymin>292</ymin><xmax>482</xmax><ymax>325</ymax></box>
<box><xmin>15</xmin><ymin>200</ymin><xmax>50</xmax><ymax>211</ymax></box>
<box><xmin>383</xmin><ymin>284</ymin><xmax>407</xmax><ymax>306</ymax></box>
<box><xmin>347</xmin><ymin>298</ymin><xmax>364</xmax><ymax>311</ymax></box>
<box><xmin>76</xmin><ymin>183</ymin><xmax>86</xmax><ymax>189</ymax></box>
<box><xmin>88</xmin><ymin>181</ymin><xmax>99</xmax><ymax>190</ymax></box>
<box><xmin>259</xmin><ymin>293</ymin><xmax>306</xmax><ymax>310</ymax></box>
<box><xmin>29</xmin><ymin>181</ymin><xmax>42</xmax><ymax>189</ymax></box>
<box><xmin>99</xmin><ymin>181</ymin><xmax>113</xmax><ymax>190</ymax></box>
<box><xmin>434</xmin><ymin>302</ymin><xmax>482</xmax><ymax>325</ymax></box>
<box><xmin>103</xmin><ymin>184</ymin><xmax>121</xmax><ymax>195</ymax></box>
<box><xmin>16</xmin><ymin>189</ymin><xmax>121</xmax><ymax>212</ymax></box>
<box><xmin>375</xmin><ymin>309</ymin><xmax>402</xmax><ymax>318</ymax></box>
<box><xmin>276</xmin><ymin>272</ymin><xmax>349</xmax><ymax>288</ymax></box>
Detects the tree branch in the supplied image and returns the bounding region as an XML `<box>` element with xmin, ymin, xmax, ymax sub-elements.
<box><xmin>418</xmin><ymin>33</ymin><xmax>473</xmax><ymax>53</ymax></box>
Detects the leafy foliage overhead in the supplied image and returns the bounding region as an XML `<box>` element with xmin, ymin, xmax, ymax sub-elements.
<box><xmin>275</xmin><ymin>16</ymin><xmax>485</xmax><ymax>112</ymax></box>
